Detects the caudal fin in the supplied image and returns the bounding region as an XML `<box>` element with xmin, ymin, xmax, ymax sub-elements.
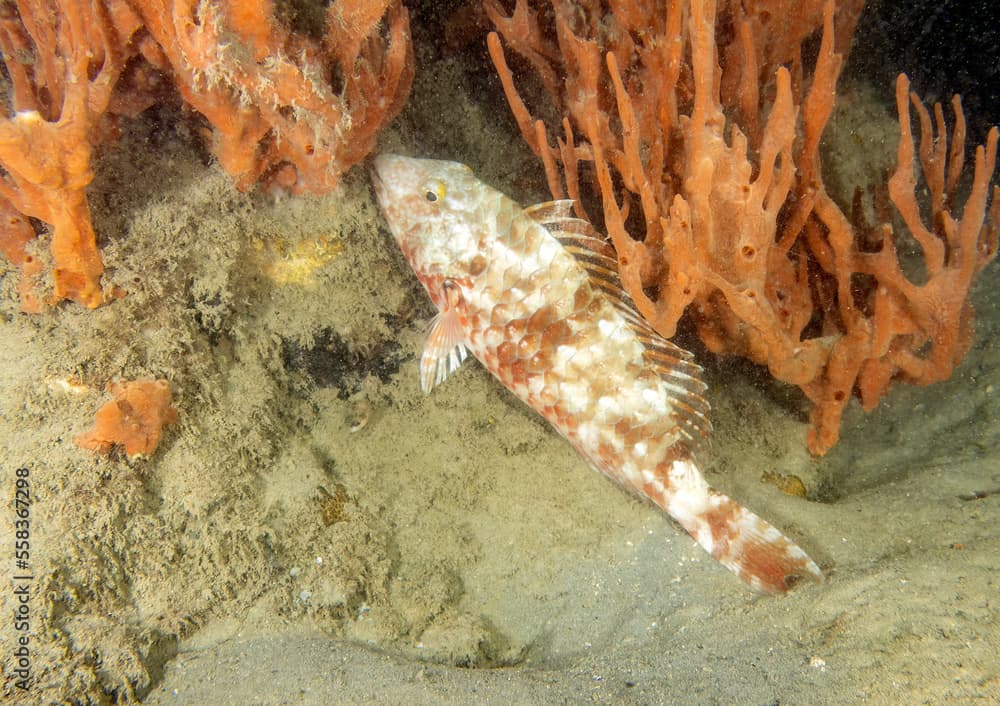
<box><xmin>699</xmin><ymin>497</ymin><xmax>824</xmax><ymax>594</ymax></box>
<box><xmin>650</xmin><ymin>459</ymin><xmax>823</xmax><ymax>594</ymax></box>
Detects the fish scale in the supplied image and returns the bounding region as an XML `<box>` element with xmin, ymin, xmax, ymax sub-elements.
<box><xmin>373</xmin><ymin>154</ymin><xmax>823</xmax><ymax>594</ymax></box>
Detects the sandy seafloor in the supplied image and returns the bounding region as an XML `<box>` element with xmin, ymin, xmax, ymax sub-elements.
<box><xmin>2</xmin><ymin>17</ymin><xmax>1000</xmax><ymax>706</ymax></box>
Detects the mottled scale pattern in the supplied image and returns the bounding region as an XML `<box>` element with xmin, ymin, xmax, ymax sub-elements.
<box><xmin>373</xmin><ymin>155</ymin><xmax>823</xmax><ymax>594</ymax></box>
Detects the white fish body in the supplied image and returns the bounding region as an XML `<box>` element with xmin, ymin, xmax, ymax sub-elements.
<box><xmin>373</xmin><ymin>154</ymin><xmax>822</xmax><ymax>593</ymax></box>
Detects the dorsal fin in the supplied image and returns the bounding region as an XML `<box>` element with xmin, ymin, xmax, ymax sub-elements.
<box><xmin>528</xmin><ymin>200</ymin><xmax>713</xmax><ymax>449</ymax></box>
<box><xmin>526</xmin><ymin>200</ymin><xmax>640</xmax><ymax>321</ymax></box>
<box><xmin>523</xmin><ymin>199</ymin><xmax>576</xmax><ymax>222</ymax></box>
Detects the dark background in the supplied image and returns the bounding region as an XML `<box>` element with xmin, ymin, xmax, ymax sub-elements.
<box><xmin>849</xmin><ymin>0</ymin><xmax>999</xmax><ymax>144</ymax></box>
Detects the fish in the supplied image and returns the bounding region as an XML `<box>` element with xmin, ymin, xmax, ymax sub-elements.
<box><xmin>372</xmin><ymin>154</ymin><xmax>823</xmax><ymax>594</ymax></box>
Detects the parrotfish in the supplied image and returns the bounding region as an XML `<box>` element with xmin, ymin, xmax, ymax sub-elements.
<box><xmin>372</xmin><ymin>154</ymin><xmax>823</xmax><ymax>593</ymax></box>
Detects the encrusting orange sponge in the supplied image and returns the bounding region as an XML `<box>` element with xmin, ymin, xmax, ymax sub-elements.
<box><xmin>75</xmin><ymin>379</ymin><xmax>179</xmax><ymax>457</ymax></box>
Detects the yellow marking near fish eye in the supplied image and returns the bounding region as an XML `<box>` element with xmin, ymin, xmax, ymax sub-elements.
<box><xmin>424</xmin><ymin>180</ymin><xmax>447</xmax><ymax>203</ymax></box>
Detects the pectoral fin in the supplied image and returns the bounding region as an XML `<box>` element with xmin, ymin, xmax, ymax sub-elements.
<box><xmin>420</xmin><ymin>281</ymin><xmax>469</xmax><ymax>393</ymax></box>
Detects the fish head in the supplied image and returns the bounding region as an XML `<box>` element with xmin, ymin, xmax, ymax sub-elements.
<box><xmin>373</xmin><ymin>154</ymin><xmax>494</xmax><ymax>293</ymax></box>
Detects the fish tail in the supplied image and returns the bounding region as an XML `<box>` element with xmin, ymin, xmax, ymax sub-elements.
<box><xmin>646</xmin><ymin>458</ymin><xmax>824</xmax><ymax>594</ymax></box>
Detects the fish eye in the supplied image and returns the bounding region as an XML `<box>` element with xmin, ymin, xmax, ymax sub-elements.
<box><xmin>423</xmin><ymin>180</ymin><xmax>446</xmax><ymax>203</ymax></box>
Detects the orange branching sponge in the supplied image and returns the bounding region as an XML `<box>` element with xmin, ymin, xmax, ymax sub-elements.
<box><xmin>487</xmin><ymin>0</ymin><xmax>999</xmax><ymax>454</ymax></box>
<box><xmin>75</xmin><ymin>379</ymin><xmax>179</xmax><ymax>457</ymax></box>
<box><xmin>132</xmin><ymin>0</ymin><xmax>414</xmax><ymax>193</ymax></box>
<box><xmin>0</xmin><ymin>0</ymin><xmax>412</xmax><ymax>309</ymax></box>
<box><xmin>0</xmin><ymin>195</ymin><xmax>42</xmax><ymax>312</ymax></box>
<box><xmin>0</xmin><ymin>0</ymin><xmax>145</xmax><ymax>308</ymax></box>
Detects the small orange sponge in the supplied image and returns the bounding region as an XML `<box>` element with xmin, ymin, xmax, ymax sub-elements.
<box><xmin>75</xmin><ymin>379</ymin><xmax>179</xmax><ymax>457</ymax></box>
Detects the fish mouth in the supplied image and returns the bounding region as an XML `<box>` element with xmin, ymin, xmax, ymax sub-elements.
<box><xmin>371</xmin><ymin>153</ymin><xmax>411</xmax><ymax>212</ymax></box>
